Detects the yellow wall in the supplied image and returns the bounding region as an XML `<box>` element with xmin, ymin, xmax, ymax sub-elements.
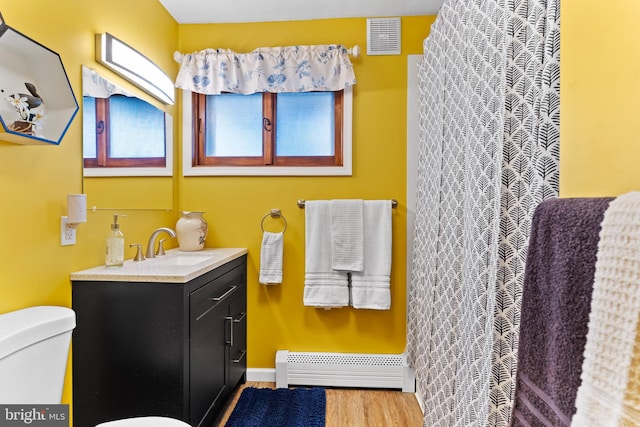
<box><xmin>560</xmin><ymin>0</ymin><xmax>640</xmax><ymax>197</ymax></box>
<box><xmin>178</xmin><ymin>16</ymin><xmax>435</xmax><ymax>368</ymax></box>
<box><xmin>0</xmin><ymin>0</ymin><xmax>178</xmax><ymax>411</ymax></box>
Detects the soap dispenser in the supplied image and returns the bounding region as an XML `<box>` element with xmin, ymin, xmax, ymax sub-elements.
<box><xmin>106</xmin><ymin>214</ymin><xmax>125</xmax><ymax>267</ymax></box>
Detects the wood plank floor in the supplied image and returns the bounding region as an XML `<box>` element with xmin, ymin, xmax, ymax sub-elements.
<box><xmin>215</xmin><ymin>382</ymin><xmax>424</xmax><ymax>426</ymax></box>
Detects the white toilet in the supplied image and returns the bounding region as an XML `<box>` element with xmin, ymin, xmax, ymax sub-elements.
<box><xmin>0</xmin><ymin>306</ymin><xmax>190</xmax><ymax>427</ymax></box>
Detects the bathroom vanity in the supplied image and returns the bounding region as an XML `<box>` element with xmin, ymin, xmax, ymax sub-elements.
<box><xmin>70</xmin><ymin>248</ymin><xmax>247</xmax><ymax>427</ymax></box>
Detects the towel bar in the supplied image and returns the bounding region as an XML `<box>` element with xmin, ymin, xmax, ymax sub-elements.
<box><xmin>297</xmin><ymin>199</ymin><xmax>398</xmax><ymax>209</ymax></box>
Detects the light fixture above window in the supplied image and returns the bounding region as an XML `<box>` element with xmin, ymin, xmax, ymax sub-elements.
<box><xmin>95</xmin><ymin>33</ymin><xmax>174</xmax><ymax>105</ymax></box>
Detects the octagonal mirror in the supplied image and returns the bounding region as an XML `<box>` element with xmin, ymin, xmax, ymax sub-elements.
<box><xmin>0</xmin><ymin>12</ymin><xmax>78</xmax><ymax>145</ymax></box>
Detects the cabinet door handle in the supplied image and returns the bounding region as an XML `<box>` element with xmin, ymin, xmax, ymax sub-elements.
<box><xmin>226</xmin><ymin>312</ymin><xmax>246</xmax><ymax>346</ymax></box>
<box><xmin>232</xmin><ymin>350</ymin><xmax>247</xmax><ymax>364</ymax></box>
<box><xmin>225</xmin><ymin>316</ymin><xmax>234</xmax><ymax>347</ymax></box>
<box><xmin>209</xmin><ymin>285</ymin><xmax>237</xmax><ymax>302</ymax></box>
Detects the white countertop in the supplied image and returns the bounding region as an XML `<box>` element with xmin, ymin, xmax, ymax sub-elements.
<box><xmin>70</xmin><ymin>248</ymin><xmax>248</xmax><ymax>283</ymax></box>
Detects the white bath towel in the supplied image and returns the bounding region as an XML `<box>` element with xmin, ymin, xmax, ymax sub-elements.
<box><xmin>259</xmin><ymin>231</ymin><xmax>284</xmax><ymax>284</ymax></box>
<box><xmin>351</xmin><ymin>200</ymin><xmax>392</xmax><ymax>310</ymax></box>
<box><xmin>304</xmin><ymin>200</ymin><xmax>350</xmax><ymax>307</ymax></box>
<box><xmin>572</xmin><ymin>192</ymin><xmax>640</xmax><ymax>426</ymax></box>
<box><xmin>330</xmin><ymin>199</ymin><xmax>364</xmax><ymax>272</ymax></box>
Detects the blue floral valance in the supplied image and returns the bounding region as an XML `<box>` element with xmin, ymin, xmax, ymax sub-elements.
<box><xmin>173</xmin><ymin>44</ymin><xmax>357</xmax><ymax>95</ymax></box>
<box><xmin>82</xmin><ymin>65</ymin><xmax>135</xmax><ymax>98</ymax></box>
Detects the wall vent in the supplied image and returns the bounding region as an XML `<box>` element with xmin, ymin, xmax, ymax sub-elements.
<box><xmin>275</xmin><ymin>350</ymin><xmax>415</xmax><ymax>392</ymax></box>
<box><xmin>367</xmin><ymin>17</ymin><xmax>402</xmax><ymax>55</ymax></box>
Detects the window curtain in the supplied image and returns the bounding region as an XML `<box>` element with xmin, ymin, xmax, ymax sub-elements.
<box><xmin>82</xmin><ymin>65</ymin><xmax>135</xmax><ymax>98</ymax></box>
<box><xmin>406</xmin><ymin>0</ymin><xmax>560</xmax><ymax>426</ymax></box>
<box><xmin>173</xmin><ymin>44</ymin><xmax>356</xmax><ymax>95</ymax></box>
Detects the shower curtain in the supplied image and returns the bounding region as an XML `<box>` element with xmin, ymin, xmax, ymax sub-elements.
<box><xmin>406</xmin><ymin>0</ymin><xmax>560</xmax><ymax>426</ymax></box>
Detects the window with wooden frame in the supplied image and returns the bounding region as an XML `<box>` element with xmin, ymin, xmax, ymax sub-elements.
<box><xmin>83</xmin><ymin>95</ymin><xmax>167</xmax><ymax>169</ymax></box>
<box><xmin>191</xmin><ymin>90</ymin><xmax>344</xmax><ymax>168</ymax></box>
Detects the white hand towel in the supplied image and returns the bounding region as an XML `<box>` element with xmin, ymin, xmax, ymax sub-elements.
<box><xmin>351</xmin><ymin>200</ymin><xmax>392</xmax><ymax>310</ymax></box>
<box><xmin>304</xmin><ymin>200</ymin><xmax>349</xmax><ymax>307</ymax></box>
<box><xmin>259</xmin><ymin>231</ymin><xmax>284</xmax><ymax>284</ymax></box>
<box><xmin>330</xmin><ymin>199</ymin><xmax>364</xmax><ymax>272</ymax></box>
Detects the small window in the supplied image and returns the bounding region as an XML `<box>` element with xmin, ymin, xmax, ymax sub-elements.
<box><xmin>276</xmin><ymin>92</ymin><xmax>337</xmax><ymax>158</ymax></box>
<box><xmin>183</xmin><ymin>87</ymin><xmax>352</xmax><ymax>176</ymax></box>
<box><xmin>83</xmin><ymin>95</ymin><xmax>172</xmax><ymax>176</ymax></box>
<box><xmin>202</xmin><ymin>93</ymin><xmax>263</xmax><ymax>160</ymax></box>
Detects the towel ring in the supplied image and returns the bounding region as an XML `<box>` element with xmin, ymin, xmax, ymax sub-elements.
<box><xmin>261</xmin><ymin>209</ymin><xmax>287</xmax><ymax>233</ymax></box>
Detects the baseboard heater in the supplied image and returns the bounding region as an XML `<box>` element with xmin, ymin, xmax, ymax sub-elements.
<box><xmin>275</xmin><ymin>350</ymin><xmax>415</xmax><ymax>392</ymax></box>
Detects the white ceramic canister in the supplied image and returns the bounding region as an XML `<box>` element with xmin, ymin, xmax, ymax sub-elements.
<box><xmin>176</xmin><ymin>211</ymin><xmax>208</xmax><ymax>251</ymax></box>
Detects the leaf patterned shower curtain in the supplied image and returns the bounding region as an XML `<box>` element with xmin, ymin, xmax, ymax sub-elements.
<box><xmin>406</xmin><ymin>0</ymin><xmax>560</xmax><ymax>426</ymax></box>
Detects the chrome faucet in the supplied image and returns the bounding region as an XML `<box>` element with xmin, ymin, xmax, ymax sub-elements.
<box><xmin>146</xmin><ymin>227</ymin><xmax>176</xmax><ymax>258</ymax></box>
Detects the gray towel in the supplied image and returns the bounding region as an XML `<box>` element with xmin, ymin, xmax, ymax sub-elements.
<box><xmin>512</xmin><ymin>197</ymin><xmax>613</xmax><ymax>427</ymax></box>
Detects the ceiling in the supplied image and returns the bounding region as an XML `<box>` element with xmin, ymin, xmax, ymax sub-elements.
<box><xmin>158</xmin><ymin>0</ymin><xmax>444</xmax><ymax>24</ymax></box>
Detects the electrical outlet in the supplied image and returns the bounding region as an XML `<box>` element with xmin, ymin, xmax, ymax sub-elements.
<box><xmin>61</xmin><ymin>216</ymin><xmax>76</xmax><ymax>246</ymax></box>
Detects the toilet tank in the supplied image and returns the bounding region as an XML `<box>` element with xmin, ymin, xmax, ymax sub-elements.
<box><xmin>0</xmin><ymin>306</ymin><xmax>76</xmax><ymax>404</ymax></box>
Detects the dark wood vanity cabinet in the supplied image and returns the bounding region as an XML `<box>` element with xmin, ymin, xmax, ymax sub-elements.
<box><xmin>72</xmin><ymin>255</ymin><xmax>247</xmax><ymax>427</ymax></box>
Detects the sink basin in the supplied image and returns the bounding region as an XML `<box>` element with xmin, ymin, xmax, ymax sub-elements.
<box><xmin>154</xmin><ymin>254</ymin><xmax>217</xmax><ymax>266</ymax></box>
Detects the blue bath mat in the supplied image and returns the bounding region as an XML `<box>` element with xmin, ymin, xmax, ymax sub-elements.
<box><xmin>224</xmin><ymin>387</ymin><xmax>326</xmax><ymax>427</ymax></box>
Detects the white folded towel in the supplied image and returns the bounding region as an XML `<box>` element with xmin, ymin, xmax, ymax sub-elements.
<box><xmin>330</xmin><ymin>199</ymin><xmax>364</xmax><ymax>272</ymax></box>
<box><xmin>351</xmin><ymin>200</ymin><xmax>392</xmax><ymax>310</ymax></box>
<box><xmin>259</xmin><ymin>231</ymin><xmax>283</xmax><ymax>284</ymax></box>
<box><xmin>304</xmin><ymin>200</ymin><xmax>350</xmax><ymax>307</ymax></box>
